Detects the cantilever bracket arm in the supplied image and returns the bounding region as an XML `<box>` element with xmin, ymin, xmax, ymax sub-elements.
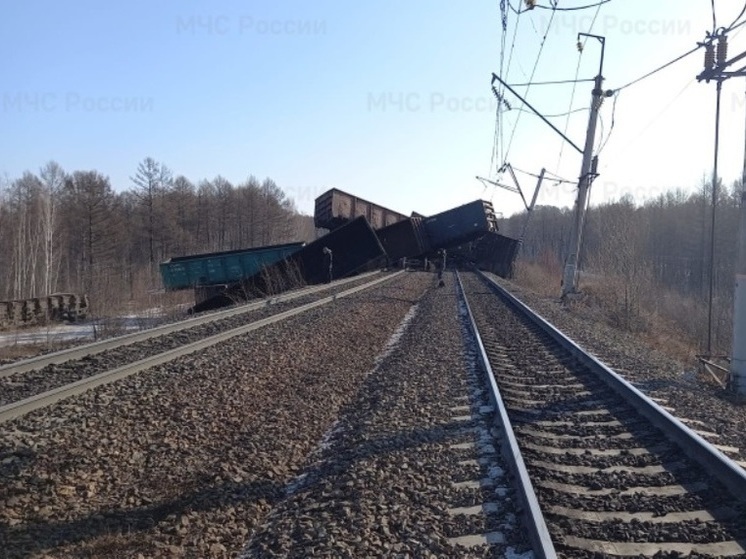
<box><xmin>491</xmin><ymin>73</ymin><xmax>583</xmax><ymax>154</ymax></box>
<box><xmin>476</xmin><ymin>175</ymin><xmax>520</xmax><ymax>194</ymax></box>
<box><xmin>505</xmin><ymin>164</ymin><xmax>529</xmax><ymax>210</ymax></box>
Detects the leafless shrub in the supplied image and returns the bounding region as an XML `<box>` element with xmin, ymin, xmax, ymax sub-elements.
<box><xmin>259</xmin><ymin>259</ymin><xmax>306</xmax><ymax>297</ymax></box>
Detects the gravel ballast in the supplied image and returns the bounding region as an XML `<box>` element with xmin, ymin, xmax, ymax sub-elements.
<box><xmin>240</xmin><ymin>273</ymin><xmax>530</xmax><ymax>558</ymax></box>
<box><xmin>485</xmin><ymin>272</ymin><xmax>746</xmax><ymax>470</ymax></box>
<box><xmin>0</xmin><ymin>274</ymin><xmax>386</xmax><ymax>406</ymax></box>
<box><xmin>0</xmin><ymin>273</ymin><xmax>429</xmax><ymax>558</ymax></box>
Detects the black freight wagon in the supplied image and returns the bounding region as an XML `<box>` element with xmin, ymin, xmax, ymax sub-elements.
<box><xmin>423</xmin><ymin>200</ymin><xmax>498</xmax><ymax>250</ymax></box>
<box><xmin>449</xmin><ymin>232</ymin><xmax>520</xmax><ymax>279</ymax></box>
<box><xmin>292</xmin><ymin>215</ymin><xmax>386</xmax><ymax>283</ymax></box>
<box><xmin>376</xmin><ymin>217</ymin><xmax>431</xmax><ymax>262</ymax></box>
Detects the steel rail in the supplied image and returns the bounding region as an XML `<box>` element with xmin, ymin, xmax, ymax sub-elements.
<box><xmin>455</xmin><ymin>271</ymin><xmax>557</xmax><ymax>559</ymax></box>
<box><xmin>476</xmin><ymin>269</ymin><xmax>746</xmax><ymax>501</ymax></box>
<box><xmin>0</xmin><ymin>271</ymin><xmax>382</xmax><ymax>378</ymax></box>
<box><xmin>0</xmin><ymin>271</ymin><xmax>403</xmax><ymax>424</ymax></box>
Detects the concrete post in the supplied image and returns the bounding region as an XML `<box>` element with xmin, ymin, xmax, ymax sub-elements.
<box><xmin>562</xmin><ymin>74</ymin><xmax>604</xmax><ymax>298</ymax></box>
<box><xmin>731</xmin><ymin>190</ymin><xmax>746</xmax><ymax>394</ymax></box>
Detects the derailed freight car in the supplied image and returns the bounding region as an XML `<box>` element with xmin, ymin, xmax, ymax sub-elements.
<box><xmin>314</xmin><ymin>188</ymin><xmax>408</xmax><ymax>231</ymax></box>
<box><xmin>376</xmin><ymin>217</ymin><xmax>431</xmax><ymax>262</ymax></box>
<box><xmin>449</xmin><ymin>232</ymin><xmax>520</xmax><ymax>278</ymax></box>
<box><xmin>374</xmin><ymin>199</ymin><xmax>500</xmax><ymax>264</ymax></box>
<box><xmin>291</xmin><ymin>215</ymin><xmax>386</xmax><ymax>284</ymax></box>
<box><xmin>160</xmin><ymin>242</ymin><xmax>305</xmax><ymax>291</ymax></box>
<box><xmin>423</xmin><ymin>200</ymin><xmax>499</xmax><ymax>249</ymax></box>
<box><xmin>191</xmin><ymin>216</ymin><xmax>386</xmax><ymax>312</ymax></box>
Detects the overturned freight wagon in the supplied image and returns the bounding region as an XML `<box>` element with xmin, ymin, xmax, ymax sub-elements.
<box><xmin>160</xmin><ymin>242</ymin><xmax>306</xmax><ymax>291</ymax></box>
<box><xmin>376</xmin><ymin>217</ymin><xmax>431</xmax><ymax>262</ymax></box>
<box><xmin>423</xmin><ymin>200</ymin><xmax>499</xmax><ymax>249</ymax></box>
<box><xmin>291</xmin><ymin>215</ymin><xmax>386</xmax><ymax>283</ymax></box>
<box><xmin>449</xmin><ymin>232</ymin><xmax>521</xmax><ymax>278</ymax></box>
<box><xmin>314</xmin><ymin>188</ymin><xmax>408</xmax><ymax>231</ymax></box>
<box><xmin>374</xmin><ymin>199</ymin><xmax>502</xmax><ymax>266</ymax></box>
<box><xmin>190</xmin><ymin>216</ymin><xmax>387</xmax><ymax>313</ymax></box>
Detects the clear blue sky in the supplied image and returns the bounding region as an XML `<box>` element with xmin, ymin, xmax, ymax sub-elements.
<box><xmin>2</xmin><ymin>1</ymin><xmax>745</xmax><ymax>218</ymax></box>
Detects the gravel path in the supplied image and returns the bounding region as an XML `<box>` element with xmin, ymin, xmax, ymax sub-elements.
<box><xmin>240</xmin><ymin>273</ymin><xmax>530</xmax><ymax>558</ymax></box>
<box><xmin>0</xmin><ymin>273</ymin><xmax>425</xmax><ymax>558</ymax></box>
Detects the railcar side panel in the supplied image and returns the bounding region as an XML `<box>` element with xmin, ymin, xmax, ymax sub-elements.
<box><xmin>376</xmin><ymin>217</ymin><xmax>431</xmax><ymax>261</ymax></box>
<box><xmin>160</xmin><ymin>242</ymin><xmax>306</xmax><ymax>291</ymax></box>
<box><xmin>313</xmin><ymin>188</ymin><xmax>407</xmax><ymax>231</ymax></box>
<box><xmin>423</xmin><ymin>200</ymin><xmax>498</xmax><ymax>249</ymax></box>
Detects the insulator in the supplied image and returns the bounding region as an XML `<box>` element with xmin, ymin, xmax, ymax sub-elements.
<box><xmin>717</xmin><ymin>35</ymin><xmax>728</xmax><ymax>65</ymax></box>
<box><xmin>577</xmin><ymin>40</ymin><xmax>584</xmax><ymax>53</ymax></box>
<box><xmin>524</xmin><ymin>0</ymin><xmax>537</xmax><ymax>9</ymax></box>
<box><xmin>704</xmin><ymin>42</ymin><xmax>715</xmax><ymax>69</ymax></box>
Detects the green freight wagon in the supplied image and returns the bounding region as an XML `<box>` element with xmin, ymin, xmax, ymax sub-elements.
<box><xmin>160</xmin><ymin>242</ymin><xmax>305</xmax><ymax>291</ymax></box>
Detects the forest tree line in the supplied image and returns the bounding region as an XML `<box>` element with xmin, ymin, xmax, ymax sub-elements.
<box><xmin>3</xmin><ymin>156</ymin><xmax>743</xmax><ymax>353</ymax></box>
<box><xmin>0</xmin><ymin>159</ymin><xmax>316</xmax><ymax>313</ymax></box>
<box><xmin>500</xmin><ymin>180</ymin><xmax>744</xmax><ymax>354</ymax></box>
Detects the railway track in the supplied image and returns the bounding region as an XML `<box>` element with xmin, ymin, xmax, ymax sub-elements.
<box><xmin>5</xmin><ymin>268</ymin><xmax>746</xmax><ymax>558</ymax></box>
<box><xmin>0</xmin><ymin>271</ymin><xmax>401</xmax><ymax>423</ymax></box>
<box><xmin>0</xmin><ymin>271</ymin><xmax>433</xmax><ymax>558</ymax></box>
<box><xmin>239</xmin><ymin>273</ymin><xmax>532</xmax><ymax>558</ymax></box>
<box><xmin>0</xmin><ymin>271</ymin><xmax>381</xmax><ymax>377</ymax></box>
<box><xmin>458</xmin><ymin>270</ymin><xmax>746</xmax><ymax>558</ymax></box>
<box><xmin>482</xmin><ymin>272</ymin><xmax>746</xmax><ymax>474</ymax></box>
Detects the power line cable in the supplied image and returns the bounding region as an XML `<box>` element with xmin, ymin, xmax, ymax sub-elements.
<box><xmin>508</xmin><ymin>77</ymin><xmax>596</xmax><ymax>86</ymax></box>
<box><xmin>503</xmin><ymin>2</ymin><xmax>559</xmax><ymax>166</ymax></box>
<box><xmin>510</xmin><ymin>0</ymin><xmax>611</xmax><ymax>14</ymax></box>
<box><xmin>596</xmin><ymin>20</ymin><xmax>744</xmax><ymax>153</ymax></box>
<box><xmin>726</xmin><ymin>15</ymin><xmax>746</xmax><ymax>33</ymax></box>
<box><xmin>727</xmin><ymin>3</ymin><xmax>746</xmax><ymax>31</ymax></box>
<box><xmin>506</xmin><ymin>105</ymin><xmax>589</xmax><ymax>118</ymax></box>
<box><xmin>604</xmin><ymin>78</ymin><xmax>694</xmax><ymax>162</ymax></box>
<box><xmin>542</xmin><ymin>168</ymin><xmax>566</xmax><ymax>178</ymax></box>
<box><xmin>511</xmin><ymin>165</ymin><xmax>576</xmax><ymax>183</ymax></box>
<box><xmin>711</xmin><ymin>0</ymin><xmax>717</xmax><ymax>33</ymax></box>
<box><xmin>597</xmin><ymin>90</ymin><xmax>618</xmax><ymax>154</ymax></box>
<box><xmin>555</xmin><ymin>1</ymin><xmax>603</xmax><ymax>170</ymax></box>
<box><xmin>494</xmin><ymin>0</ymin><xmax>524</xmax><ymax>174</ymax></box>
<box><xmin>491</xmin><ymin>0</ymin><xmax>511</xmax><ymax>179</ymax></box>
<box><xmin>613</xmin><ymin>45</ymin><xmax>701</xmax><ymax>92</ymax></box>
<box><xmin>489</xmin><ymin>100</ymin><xmax>502</xmax><ymax>181</ymax></box>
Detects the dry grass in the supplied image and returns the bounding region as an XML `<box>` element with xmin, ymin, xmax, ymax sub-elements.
<box><xmin>0</xmin><ymin>336</ymin><xmax>80</xmax><ymax>364</ymax></box>
<box><xmin>513</xmin><ymin>260</ymin><xmax>703</xmax><ymax>367</ymax></box>
<box><xmin>513</xmin><ymin>260</ymin><xmax>561</xmax><ymax>298</ymax></box>
<box><xmin>0</xmin><ymin>343</ymin><xmax>47</xmax><ymax>362</ymax></box>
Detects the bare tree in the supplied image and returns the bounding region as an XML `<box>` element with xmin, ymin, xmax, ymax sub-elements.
<box><xmin>38</xmin><ymin>161</ymin><xmax>65</xmax><ymax>295</ymax></box>
<box><xmin>131</xmin><ymin>157</ymin><xmax>172</xmax><ymax>266</ymax></box>
<box><xmin>62</xmin><ymin>171</ymin><xmax>117</xmax><ymax>293</ymax></box>
<box><xmin>6</xmin><ymin>172</ymin><xmax>44</xmax><ymax>298</ymax></box>
<box><xmin>0</xmin><ymin>161</ymin><xmax>310</xmax><ymax>315</ymax></box>
<box><xmin>213</xmin><ymin>176</ymin><xmax>233</xmax><ymax>250</ymax></box>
